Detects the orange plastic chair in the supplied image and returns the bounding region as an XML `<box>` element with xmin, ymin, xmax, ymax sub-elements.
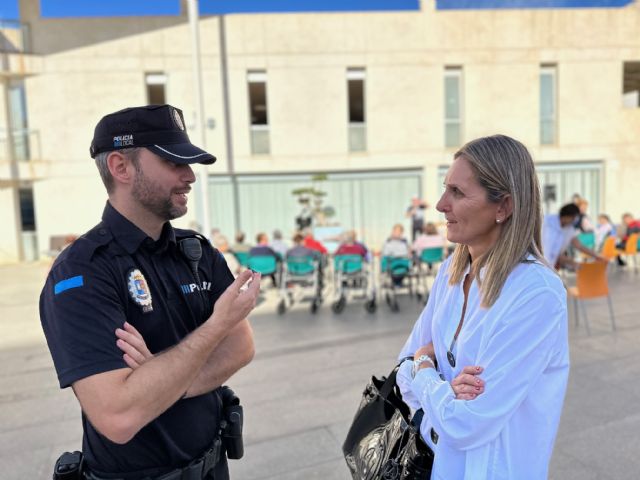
<box><xmin>623</xmin><ymin>233</ymin><xmax>638</xmax><ymax>272</ymax></box>
<box><xmin>600</xmin><ymin>236</ymin><xmax>622</xmax><ymax>261</ymax></box>
<box><xmin>567</xmin><ymin>261</ymin><xmax>616</xmax><ymax>335</ymax></box>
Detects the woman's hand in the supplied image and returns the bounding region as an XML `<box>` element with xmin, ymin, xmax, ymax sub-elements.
<box><xmin>115</xmin><ymin>322</ymin><xmax>153</xmax><ymax>369</ymax></box>
<box><xmin>451</xmin><ymin>366</ymin><xmax>485</xmax><ymax>400</ymax></box>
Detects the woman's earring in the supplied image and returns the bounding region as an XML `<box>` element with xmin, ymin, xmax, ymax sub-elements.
<box><xmin>496</xmin><ymin>218</ymin><xmax>501</xmax><ymax>223</ymax></box>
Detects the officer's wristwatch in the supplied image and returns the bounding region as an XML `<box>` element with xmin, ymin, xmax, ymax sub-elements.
<box><xmin>412</xmin><ymin>354</ymin><xmax>435</xmax><ymax>378</ymax></box>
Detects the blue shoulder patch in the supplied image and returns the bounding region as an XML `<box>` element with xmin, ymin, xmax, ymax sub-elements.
<box><xmin>54</xmin><ymin>275</ymin><xmax>84</xmax><ymax>294</ymax></box>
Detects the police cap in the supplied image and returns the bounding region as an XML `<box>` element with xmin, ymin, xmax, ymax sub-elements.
<box><xmin>89</xmin><ymin>104</ymin><xmax>216</xmax><ymax>165</ymax></box>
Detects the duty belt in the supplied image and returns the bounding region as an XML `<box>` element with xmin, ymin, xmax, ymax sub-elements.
<box><xmin>85</xmin><ymin>437</ymin><xmax>222</xmax><ymax>480</ymax></box>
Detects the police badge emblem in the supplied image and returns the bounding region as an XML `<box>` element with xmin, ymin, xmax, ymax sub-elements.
<box><xmin>172</xmin><ymin>107</ymin><xmax>185</xmax><ymax>131</ymax></box>
<box><xmin>127</xmin><ymin>268</ymin><xmax>153</xmax><ymax>313</ymax></box>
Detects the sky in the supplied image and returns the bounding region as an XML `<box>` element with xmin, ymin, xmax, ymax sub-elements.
<box><xmin>0</xmin><ymin>0</ymin><xmax>633</xmax><ymax>20</ymax></box>
<box><xmin>0</xmin><ymin>1</ymin><xmax>421</xmax><ymax>20</ymax></box>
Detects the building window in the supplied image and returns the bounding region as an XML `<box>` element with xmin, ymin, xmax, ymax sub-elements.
<box><xmin>19</xmin><ymin>187</ymin><xmax>36</xmax><ymax>231</ymax></box>
<box><xmin>146</xmin><ymin>73</ymin><xmax>167</xmax><ymax>105</ymax></box>
<box><xmin>444</xmin><ymin>67</ymin><xmax>462</xmax><ymax>148</ymax></box>
<box><xmin>347</xmin><ymin>68</ymin><xmax>366</xmax><ymax>152</ymax></box>
<box><xmin>623</xmin><ymin>61</ymin><xmax>640</xmax><ymax>108</ymax></box>
<box><xmin>540</xmin><ymin>65</ymin><xmax>557</xmax><ymax>145</ymax></box>
<box><xmin>247</xmin><ymin>70</ymin><xmax>269</xmax><ymax>155</ymax></box>
<box><xmin>8</xmin><ymin>79</ymin><xmax>30</xmax><ymax>161</ymax></box>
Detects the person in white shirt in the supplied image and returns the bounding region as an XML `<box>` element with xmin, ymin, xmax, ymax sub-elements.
<box><xmin>542</xmin><ymin>203</ymin><xmax>605</xmax><ymax>269</ymax></box>
<box><xmin>396</xmin><ymin>134</ymin><xmax>570</xmax><ymax>480</ymax></box>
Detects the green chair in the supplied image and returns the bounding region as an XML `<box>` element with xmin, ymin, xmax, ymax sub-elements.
<box><xmin>234</xmin><ymin>251</ymin><xmax>250</xmax><ymax>267</ymax></box>
<box><xmin>381</xmin><ymin>256</ymin><xmax>411</xmax><ymax>276</ymax></box>
<box><xmin>334</xmin><ymin>254</ymin><xmax>364</xmax><ymax>274</ymax></box>
<box><xmin>286</xmin><ymin>255</ymin><xmax>316</xmax><ymax>275</ymax></box>
<box><xmin>576</xmin><ymin>231</ymin><xmax>596</xmax><ymax>250</ymax></box>
<box><xmin>419</xmin><ymin>247</ymin><xmax>444</xmax><ymax>264</ymax></box>
<box><xmin>247</xmin><ymin>255</ymin><xmax>278</xmax><ymax>275</ymax></box>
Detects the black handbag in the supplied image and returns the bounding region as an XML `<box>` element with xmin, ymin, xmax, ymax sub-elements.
<box><xmin>343</xmin><ymin>360</ymin><xmax>434</xmax><ymax>480</ymax></box>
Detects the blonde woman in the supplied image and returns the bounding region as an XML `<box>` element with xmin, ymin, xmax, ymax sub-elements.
<box><xmin>396</xmin><ymin>135</ymin><xmax>569</xmax><ymax>479</ymax></box>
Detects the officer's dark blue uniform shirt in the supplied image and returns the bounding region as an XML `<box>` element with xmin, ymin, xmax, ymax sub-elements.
<box><xmin>40</xmin><ymin>202</ymin><xmax>234</xmax><ymax>478</ymax></box>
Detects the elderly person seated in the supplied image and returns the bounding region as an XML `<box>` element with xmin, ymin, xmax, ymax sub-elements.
<box><xmin>381</xmin><ymin>224</ymin><xmax>411</xmax><ymax>286</ymax></box>
<box><xmin>335</xmin><ymin>230</ymin><xmax>368</xmax><ymax>259</ymax></box>
<box><xmin>382</xmin><ymin>224</ymin><xmax>410</xmax><ymax>258</ymax></box>
<box><xmin>412</xmin><ymin>222</ymin><xmax>445</xmax><ymax>256</ymax></box>
<box><xmin>211</xmin><ymin>234</ymin><xmax>240</xmax><ymax>277</ymax></box>
<box><xmin>249</xmin><ymin>232</ymin><xmax>281</xmax><ymax>286</ymax></box>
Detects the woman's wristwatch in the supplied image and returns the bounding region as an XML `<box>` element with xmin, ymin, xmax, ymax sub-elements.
<box><xmin>412</xmin><ymin>354</ymin><xmax>435</xmax><ymax>378</ymax></box>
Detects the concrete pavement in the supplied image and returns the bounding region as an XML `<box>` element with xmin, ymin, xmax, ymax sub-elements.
<box><xmin>1</xmin><ymin>261</ymin><xmax>639</xmax><ymax>479</ymax></box>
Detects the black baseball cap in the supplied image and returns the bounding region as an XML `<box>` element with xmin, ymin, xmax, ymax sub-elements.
<box><xmin>89</xmin><ymin>104</ymin><xmax>216</xmax><ymax>165</ymax></box>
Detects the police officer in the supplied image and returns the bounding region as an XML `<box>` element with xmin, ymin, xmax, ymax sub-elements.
<box><xmin>40</xmin><ymin>104</ymin><xmax>261</xmax><ymax>479</ymax></box>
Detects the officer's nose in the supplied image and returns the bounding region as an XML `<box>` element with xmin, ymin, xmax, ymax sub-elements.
<box><xmin>182</xmin><ymin>164</ymin><xmax>196</xmax><ymax>184</ymax></box>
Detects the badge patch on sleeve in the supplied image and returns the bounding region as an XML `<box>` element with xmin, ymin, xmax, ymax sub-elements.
<box><xmin>127</xmin><ymin>269</ymin><xmax>153</xmax><ymax>313</ymax></box>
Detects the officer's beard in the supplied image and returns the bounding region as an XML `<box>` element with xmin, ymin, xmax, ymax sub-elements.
<box><xmin>131</xmin><ymin>168</ymin><xmax>186</xmax><ymax>222</ymax></box>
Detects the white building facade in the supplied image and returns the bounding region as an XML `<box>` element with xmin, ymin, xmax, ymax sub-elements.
<box><xmin>0</xmin><ymin>0</ymin><xmax>639</xmax><ymax>262</ymax></box>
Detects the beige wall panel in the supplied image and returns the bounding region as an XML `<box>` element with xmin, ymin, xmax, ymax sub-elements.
<box><xmin>600</xmin><ymin>146</ymin><xmax>640</xmax><ymax>220</ymax></box>
<box><xmin>368</xmin><ymin>65</ymin><xmax>439</xmax><ymax>153</ymax></box>
<box><xmin>268</xmin><ymin>66</ymin><xmax>345</xmax><ymax>156</ymax></box>
<box><xmin>27</xmin><ymin>72</ymin><xmax>144</xmax><ymax>162</ymax></box>
<box><xmin>0</xmin><ymin>188</ymin><xmax>20</xmax><ymax>263</ymax></box>
<box><xmin>464</xmin><ymin>64</ymin><xmax>538</xmax><ymax>145</ymax></box>
<box><xmin>558</xmin><ymin>61</ymin><xmax>620</xmax><ymax>145</ymax></box>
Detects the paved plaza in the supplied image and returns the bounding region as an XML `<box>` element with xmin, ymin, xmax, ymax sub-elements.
<box><xmin>1</xmin><ymin>260</ymin><xmax>639</xmax><ymax>479</ymax></box>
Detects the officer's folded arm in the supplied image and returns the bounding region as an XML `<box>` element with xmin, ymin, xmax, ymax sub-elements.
<box><xmin>73</xmin><ymin>271</ymin><xmax>260</xmax><ymax>444</ymax></box>
<box><xmin>184</xmin><ymin>319</ymin><xmax>255</xmax><ymax>398</ymax></box>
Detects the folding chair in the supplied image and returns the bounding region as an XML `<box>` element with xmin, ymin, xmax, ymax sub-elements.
<box><xmin>623</xmin><ymin>233</ymin><xmax>638</xmax><ymax>272</ymax></box>
<box><xmin>567</xmin><ymin>261</ymin><xmax>616</xmax><ymax>335</ymax></box>
<box><xmin>600</xmin><ymin>236</ymin><xmax>621</xmax><ymax>260</ymax></box>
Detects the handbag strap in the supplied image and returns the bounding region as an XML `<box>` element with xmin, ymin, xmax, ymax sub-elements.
<box><xmin>380</xmin><ymin>356</ymin><xmax>414</xmax><ymax>398</ymax></box>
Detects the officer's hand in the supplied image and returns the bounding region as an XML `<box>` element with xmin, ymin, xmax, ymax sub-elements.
<box><xmin>211</xmin><ymin>270</ymin><xmax>261</xmax><ymax>329</ymax></box>
<box><xmin>451</xmin><ymin>366</ymin><xmax>485</xmax><ymax>400</ymax></box>
<box><xmin>116</xmin><ymin>322</ymin><xmax>154</xmax><ymax>369</ymax></box>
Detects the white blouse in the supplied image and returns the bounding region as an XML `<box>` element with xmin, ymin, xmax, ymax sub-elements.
<box><xmin>397</xmin><ymin>256</ymin><xmax>569</xmax><ymax>480</ymax></box>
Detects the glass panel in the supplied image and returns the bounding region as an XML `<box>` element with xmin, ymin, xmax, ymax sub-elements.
<box><xmin>19</xmin><ymin>187</ymin><xmax>36</xmax><ymax>231</ymax></box>
<box><xmin>348</xmin><ymin>79</ymin><xmax>365</xmax><ymax>123</ymax></box>
<box><xmin>622</xmin><ymin>61</ymin><xmax>640</xmax><ymax>108</ymax></box>
<box><xmin>540</xmin><ymin>120</ymin><xmax>555</xmax><ymax>145</ymax></box>
<box><xmin>540</xmin><ymin>73</ymin><xmax>555</xmax><ymax>117</ymax></box>
<box><xmin>207</xmin><ymin>172</ymin><xmax>421</xmax><ymax>252</ymax></box>
<box><xmin>445</xmin><ymin>122</ymin><xmax>460</xmax><ymax>148</ymax></box>
<box><xmin>540</xmin><ymin>70</ymin><xmax>556</xmax><ymax>145</ymax></box>
<box><xmin>208</xmin><ymin>178</ymin><xmax>235</xmax><ymax>236</ymax></box>
<box><xmin>444</xmin><ymin>76</ymin><xmax>460</xmax><ymax>119</ymax></box>
<box><xmin>21</xmin><ymin>231</ymin><xmax>39</xmax><ymax>261</ymax></box>
<box><xmin>536</xmin><ymin>163</ymin><xmax>601</xmax><ymax>216</ymax></box>
<box><xmin>250</xmin><ymin>127</ymin><xmax>270</xmax><ymax>155</ymax></box>
<box><xmin>248</xmin><ymin>81</ymin><xmax>268</xmax><ymax>125</ymax></box>
<box><xmin>147</xmin><ymin>84</ymin><xmax>166</xmax><ymax>104</ymax></box>
<box><xmin>9</xmin><ymin>80</ymin><xmax>30</xmax><ymax>161</ymax></box>
<box><xmin>348</xmin><ymin>124</ymin><xmax>366</xmax><ymax>152</ymax></box>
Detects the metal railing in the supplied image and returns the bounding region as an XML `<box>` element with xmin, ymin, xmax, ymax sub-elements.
<box><xmin>0</xmin><ymin>129</ymin><xmax>41</xmax><ymax>162</ymax></box>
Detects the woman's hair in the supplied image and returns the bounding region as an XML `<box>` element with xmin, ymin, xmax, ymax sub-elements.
<box><xmin>448</xmin><ymin>134</ymin><xmax>544</xmax><ymax>308</ymax></box>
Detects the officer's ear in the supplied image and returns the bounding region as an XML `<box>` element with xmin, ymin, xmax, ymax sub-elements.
<box><xmin>107</xmin><ymin>151</ymin><xmax>135</xmax><ymax>186</ymax></box>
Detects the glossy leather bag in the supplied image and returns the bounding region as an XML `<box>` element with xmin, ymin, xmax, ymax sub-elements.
<box><xmin>342</xmin><ymin>362</ymin><xmax>434</xmax><ymax>480</ymax></box>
